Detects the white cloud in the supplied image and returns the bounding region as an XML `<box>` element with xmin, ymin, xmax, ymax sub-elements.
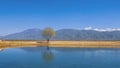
<box><xmin>94</xmin><ymin>28</ymin><xmax>120</xmax><ymax>32</ymax></box>
<box><xmin>83</xmin><ymin>27</ymin><xmax>120</xmax><ymax>32</ymax></box>
<box><xmin>84</xmin><ymin>26</ymin><xmax>92</xmax><ymax>30</ymax></box>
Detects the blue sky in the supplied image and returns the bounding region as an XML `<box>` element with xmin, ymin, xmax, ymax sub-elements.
<box><xmin>0</xmin><ymin>0</ymin><xmax>120</xmax><ymax>35</ymax></box>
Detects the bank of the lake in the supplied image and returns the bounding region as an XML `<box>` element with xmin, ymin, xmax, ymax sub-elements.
<box><xmin>0</xmin><ymin>41</ymin><xmax>120</xmax><ymax>48</ymax></box>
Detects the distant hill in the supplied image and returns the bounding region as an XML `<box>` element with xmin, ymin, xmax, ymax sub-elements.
<box><xmin>55</xmin><ymin>29</ymin><xmax>120</xmax><ymax>40</ymax></box>
<box><xmin>2</xmin><ymin>29</ymin><xmax>42</xmax><ymax>40</ymax></box>
<box><xmin>1</xmin><ymin>28</ymin><xmax>120</xmax><ymax>40</ymax></box>
<box><xmin>0</xmin><ymin>36</ymin><xmax>3</xmax><ymax>39</ymax></box>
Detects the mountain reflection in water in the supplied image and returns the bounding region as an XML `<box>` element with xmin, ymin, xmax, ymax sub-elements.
<box><xmin>0</xmin><ymin>47</ymin><xmax>120</xmax><ymax>68</ymax></box>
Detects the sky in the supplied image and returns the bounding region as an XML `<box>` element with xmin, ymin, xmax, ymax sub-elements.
<box><xmin>0</xmin><ymin>0</ymin><xmax>120</xmax><ymax>36</ymax></box>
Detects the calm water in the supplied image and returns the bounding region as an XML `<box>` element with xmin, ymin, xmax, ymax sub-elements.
<box><xmin>0</xmin><ymin>47</ymin><xmax>120</xmax><ymax>68</ymax></box>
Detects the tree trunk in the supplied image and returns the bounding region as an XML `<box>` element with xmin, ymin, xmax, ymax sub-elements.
<box><xmin>47</xmin><ymin>39</ymin><xmax>50</xmax><ymax>43</ymax></box>
<box><xmin>47</xmin><ymin>39</ymin><xmax>50</xmax><ymax>50</ymax></box>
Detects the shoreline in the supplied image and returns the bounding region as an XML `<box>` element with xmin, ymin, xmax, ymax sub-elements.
<box><xmin>0</xmin><ymin>40</ymin><xmax>120</xmax><ymax>49</ymax></box>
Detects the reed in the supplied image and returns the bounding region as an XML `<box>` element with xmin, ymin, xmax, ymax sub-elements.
<box><xmin>0</xmin><ymin>40</ymin><xmax>120</xmax><ymax>48</ymax></box>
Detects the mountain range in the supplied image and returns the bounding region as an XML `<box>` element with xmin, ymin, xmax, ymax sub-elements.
<box><xmin>1</xmin><ymin>28</ymin><xmax>120</xmax><ymax>40</ymax></box>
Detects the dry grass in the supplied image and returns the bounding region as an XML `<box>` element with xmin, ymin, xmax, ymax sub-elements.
<box><xmin>49</xmin><ymin>41</ymin><xmax>120</xmax><ymax>48</ymax></box>
<box><xmin>0</xmin><ymin>40</ymin><xmax>120</xmax><ymax>48</ymax></box>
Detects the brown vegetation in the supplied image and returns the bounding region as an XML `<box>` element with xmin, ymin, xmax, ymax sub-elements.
<box><xmin>0</xmin><ymin>40</ymin><xmax>120</xmax><ymax>49</ymax></box>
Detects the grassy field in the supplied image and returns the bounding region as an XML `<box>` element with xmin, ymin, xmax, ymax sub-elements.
<box><xmin>0</xmin><ymin>40</ymin><xmax>120</xmax><ymax>49</ymax></box>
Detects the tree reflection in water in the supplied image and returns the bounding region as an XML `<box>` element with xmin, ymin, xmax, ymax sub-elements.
<box><xmin>42</xmin><ymin>48</ymin><xmax>54</xmax><ymax>63</ymax></box>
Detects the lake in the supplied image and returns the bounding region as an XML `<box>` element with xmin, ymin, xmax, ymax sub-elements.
<box><xmin>0</xmin><ymin>47</ymin><xmax>120</xmax><ymax>68</ymax></box>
